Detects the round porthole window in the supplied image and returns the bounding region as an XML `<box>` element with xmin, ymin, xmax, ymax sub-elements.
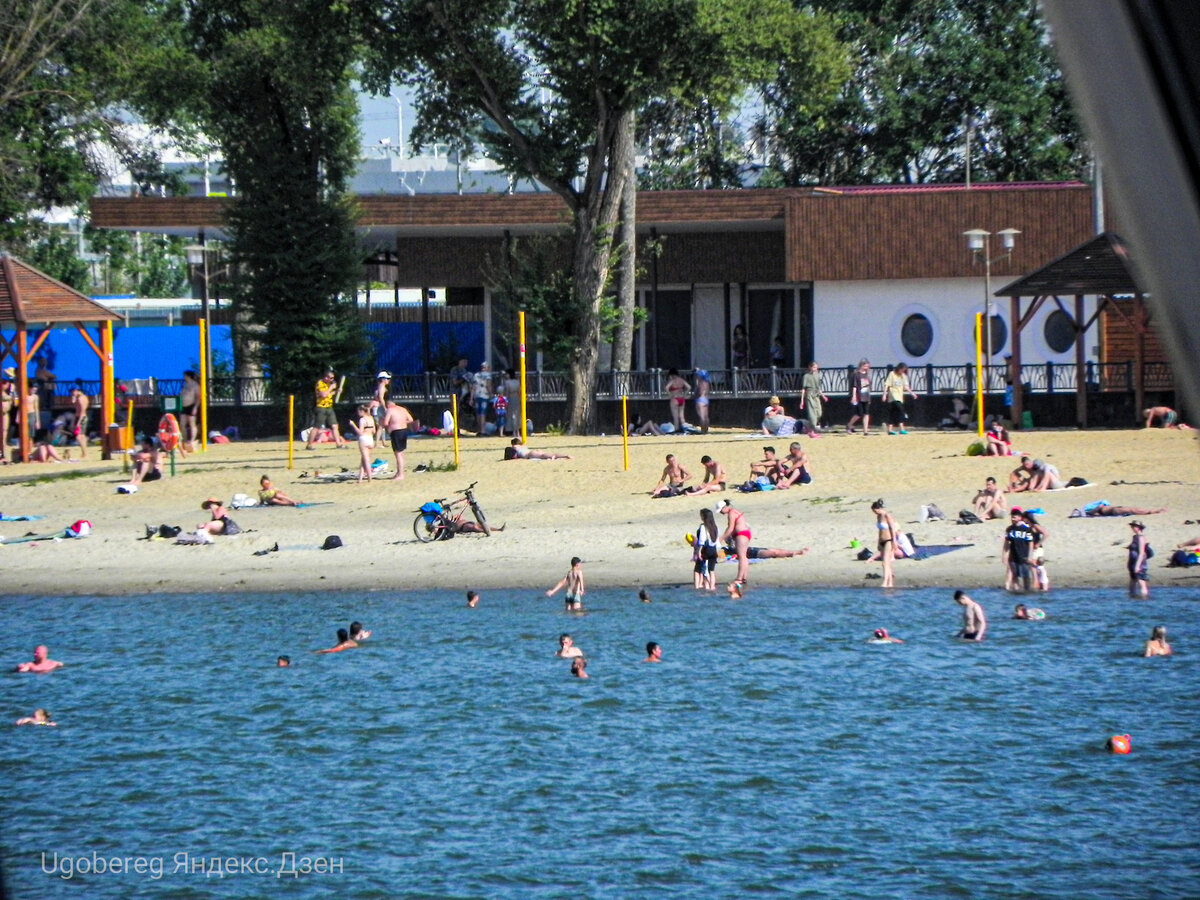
<box><xmin>901</xmin><ymin>313</ymin><xmax>933</xmax><ymax>357</ymax></box>
<box><xmin>1044</xmin><ymin>309</ymin><xmax>1075</xmax><ymax>354</ymax></box>
<box><xmin>987</xmin><ymin>314</ymin><xmax>1008</xmax><ymax>357</ymax></box>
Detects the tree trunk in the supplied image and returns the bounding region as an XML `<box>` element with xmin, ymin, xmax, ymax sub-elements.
<box><xmin>612</xmin><ymin>109</ymin><xmax>637</xmax><ymax>373</ymax></box>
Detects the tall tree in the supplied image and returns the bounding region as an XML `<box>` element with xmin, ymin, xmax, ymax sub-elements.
<box><xmin>185</xmin><ymin>0</ymin><xmax>371</xmax><ymax>397</ymax></box>
<box><xmin>358</xmin><ymin>0</ymin><xmax>844</xmax><ymax>433</ymax></box>
<box><xmin>760</xmin><ymin>0</ymin><xmax>1085</xmax><ymax>185</ymax></box>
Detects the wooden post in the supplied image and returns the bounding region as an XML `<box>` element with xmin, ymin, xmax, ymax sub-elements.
<box><xmin>1074</xmin><ymin>293</ymin><xmax>1087</xmax><ymax>429</ymax></box>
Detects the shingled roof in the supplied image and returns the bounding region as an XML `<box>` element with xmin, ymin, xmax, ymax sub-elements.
<box><xmin>994</xmin><ymin>231</ymin><xmax>1144</xmax><ymax>297</ymax></box>
<box><xmin>0</xmin><ymin>254</ymin><xmax>121</xmax><ymax>326</ymax></box>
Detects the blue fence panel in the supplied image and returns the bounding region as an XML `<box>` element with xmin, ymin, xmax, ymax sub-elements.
<box><xmin>367</xmin><ymin>322</ymin><xmax>485</xmax><ymax>375</ymax></box>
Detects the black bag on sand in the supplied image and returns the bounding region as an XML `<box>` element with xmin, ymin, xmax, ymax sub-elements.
<box><xmin>957</xmin><ymin>510</ymin><xmax>983</xmax><ymax>525</ymax></box>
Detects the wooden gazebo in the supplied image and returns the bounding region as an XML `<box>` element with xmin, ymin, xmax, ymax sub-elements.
<box><xmin>0</xmin><ymin>254</ymin><xmax>121</xmax><ymax>461</ymax></box>
<box><xmin>995</xmin><ymin>232</ymin><xmax>1150</xmax><ymax>428</ymax></box>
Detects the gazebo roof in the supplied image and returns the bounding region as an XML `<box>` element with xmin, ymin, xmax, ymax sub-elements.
<box><xmin>0</xmin><ymin>254</ymin><xmax>121</xmax><ymax>326</ymax></box>
<box><xmin>994</xmin><ymin>231</ymin><xmax>1144</xmax><ymax>297</ymax></box>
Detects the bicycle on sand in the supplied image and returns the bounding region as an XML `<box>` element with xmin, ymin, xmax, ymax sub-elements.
<box><xmin>413</xmin><ymin>482</ymin><xmax>491</xmax><ymax>542</ymax></box>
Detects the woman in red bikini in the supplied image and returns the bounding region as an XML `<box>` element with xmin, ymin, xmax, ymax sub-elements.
<box><xmin>717</xmin><ymin>499</ymin><xmax>752</xmax><ymax>593</ymax></box>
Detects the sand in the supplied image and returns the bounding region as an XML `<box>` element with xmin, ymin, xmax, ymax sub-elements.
<box><xmin>1</xmin><ymin>426</ymin><xmax>1198</xmax><ymax>596</ymax></box>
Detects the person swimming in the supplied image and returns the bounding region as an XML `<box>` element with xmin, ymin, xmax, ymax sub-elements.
<box><xmin>570</xmin><ymin>657</ymin><xmax>588</xmax><ymax>679</ymax></box>
<box><xmin>1012</xmin><ymin>604</ymin><xmax>1046</xmax><ymax>620</ymax></box>
<box><xmin>867</xmin><ymin>628</ymin><xmax>904</xmax><ymax>644</ymax></box>
<box><xmin>15</xmin><ymin>708</ymin><xmax>56</xmax><ymax>726</ymax></box>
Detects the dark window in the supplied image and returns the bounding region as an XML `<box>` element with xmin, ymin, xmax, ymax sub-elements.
<box><xmin>1044</xmin><ymin>309</ymin><xmax>1076</xmax><ymax>353</ymax></box>
<box><xmin>900</xmin><ymin>313</ymin><xmax>933</xmax><ymax>357</ymax></box>
<box><xmin>987</xmin><ymin>314</ymin><xmax>1008</xmax><ymax>356</ymax></box>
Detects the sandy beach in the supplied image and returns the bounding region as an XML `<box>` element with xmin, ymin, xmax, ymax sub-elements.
<box><xmin>1</xmin><ymin>426</ymin><xmax>1198</xmax><ymax>596</ymax></box>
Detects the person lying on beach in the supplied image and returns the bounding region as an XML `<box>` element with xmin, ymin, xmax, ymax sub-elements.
<box><xmin>973</xmin><ymin>476</ymin><xmax>1008</xmax><ymax>519</ymax></box>
<box><xmin>198</xmin><ymin>498</ymin><xmax>242</xmax><ymax>535</ymax></box>
<box><xmin>628</xmin><ymin>414</ymin><xmax>664</xmax><ymax>436</ymax></box>
<box><xmin>15</xmin><ymin>708</ymin><xmax>56</xmax><ymax>726</ymax></box>
<box><xmin>315</xmin><ymin>628</ymin><xmax>358</xmax><ymax>653</ymax></box>
<box><xmin>686</xmin><ymin>455</ymin><xmax>726</xmax><ymax>495</ymax></box>
<box><xmin>258</xmin><ymin>475</ymin><xmax>301</xmax><ymax>507</ymax></box>
<box><xmin>504</xmin><ymin>438</ymin><xmax>572</xmax><ymax>461</ymax></box>
<box><xmin>650</xmin><ymin>453</ymin><xmax>691</xmax><ymax>497</ymax></box>
<box><xmin>1177</xmin><ymin>536</ymin><xmax>1200</xmax><ymax>549</ymax></box>
<box><xmin>719</xmin><ymin>544</ymin><xmax>810</xmax><ymax>560</ymax></box>
<box><xmin>15</xmin><ymin>645</ymin><xmax>63</xmax><ymax>673</ymax></box>
<box><xmin>1079</xmin><ymin>503</ymin><xmax>1167</xmax><ymax>517</ymax></box>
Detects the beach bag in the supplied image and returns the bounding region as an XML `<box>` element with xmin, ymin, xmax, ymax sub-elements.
<box><xmin>1144</xmin><ymin>543</ymin><xmax>1154</xmax><ymax>559</ymax></box>
<box><xmin>1169</xmin><ymin>549</ymin><xmax>1200</xmax><ymax>567</ymax></box>
<box><xmin>419</xmin><ymin>501</ymin><xmax>443</xmax><ymax>525</ymax></box>
<box><xmin>957</xmin><ymin>509</ymin><xmax>983</xmax><ymax>525</ymax></box>
<box><xmin>1067</xmin><ymin>476</ymin><xmax>1089</xmax><ymax>487</ymax></box>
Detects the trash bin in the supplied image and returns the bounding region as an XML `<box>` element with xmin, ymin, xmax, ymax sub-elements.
<box><xmin>106</xmin><ymin>424</ymin><xmax>128</xmax><ymax>453</ymax></box>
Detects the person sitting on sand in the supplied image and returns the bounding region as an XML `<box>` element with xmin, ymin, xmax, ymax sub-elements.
<box><xmin>1144</xmin><ymin>625</ymin><xmax>1172</xmax><ymax>657</ymax></box>
<box><xmin>686</xmin><ymin>455</ymin><xmax>727</xmax><ymax>495</ymax></box>
<box><xmin>27</xmin><ymin>429</ymin><xmax>66</xmax><ymax>463</ymax></box>
<box><xmin>867</xmin><ymin>628</ymin><xmax>903</xmax><ymax>644</ymax></box>
<box><xmin>973</xmin><ymin>476</ymin><xmax>1008</xmax><ymax>519</ymax></box>
<box><xmin>761</xmin><ymin>396</ymin><xmax>796</xmax><ymax>436</ymax></box>
<box><xmin>504</xmin><ymin>438</ymin><xmax>572</xmax><ymax>461</ymax></box>
<box><xmin>1007</xmin><ymin>456</ymin><xmax>1035</xmax><ymax>492</ymax></box>
<box><xmin>776</xmin><ymin>441</ymin><xmax>812</xmax><ymax>489</ymax></box>
<box><xmin>1081</xmin><ymin>502</ymin><xmax>1167</xmax><ymax>517</ymax></box>
<box><xmin>198</xmin><ymin>497</ymin><xmax>241</xmax><ymax>535</ymax></box>
<box><xmin>628</xmin><ymin>414</ymin><xmax>664</xmax><ymax>436</ymax></box>
<box><xmin>650</xmin><ymin>453</ymin><xmax>691</xmax><ymax>497</ymax></box>
<box><xmin>126</xmin><ymin>437</ymin><xmax>163</xmax><ymax>486</ymax></box>
<box><xmin>15</xmin><ymin>708</ymin><xmax>56</xmax><ymax>726</ymax></box>
<box><xmin>316</xmin><ymin>628</ymin><xmax>358</xmax><ymax>653</ymax></box>
<box><xmin>15</xmin><ymin>645</ymin><xmax>63</xmax><ymax>673</ymax></box>
<box><xmin>258</xmin><ymin>475</ymin><xmax>301</xmax><ymax>507</ymax></box>
<box><xmin>1143</xmin><ymin>406</ymin><xmax>1188</xmax><ymax>429</ymax></box>
<box><xmin>749</xmin><ymin>446</ymin><xmax>784</xmax><ymax>485</ymax></box>
<box><xmin>985</xmin><ymin>420</ymin><xmax>1012</xmax><ymax>456</ymax></box>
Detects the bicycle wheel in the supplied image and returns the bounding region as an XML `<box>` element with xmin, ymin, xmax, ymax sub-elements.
<box><xmin>469</xmin><ymin>499</ymin><xmax>491</xmax><ymax>536</ymax></box>
<box><xmin>413</xmin><ymin>512</ymin><xmax>448</xmax><ymax>543</ymax></box>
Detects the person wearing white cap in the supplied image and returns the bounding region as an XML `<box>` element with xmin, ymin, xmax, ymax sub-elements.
<box><xmin>371</xmin><ymin>370</ymin><xmax>391</xmax><ymax>427</ymax></box>
<box><xmin>471</xmin><ymin>362</ymin><xmax>493</xmax><ymax>435</ymax></box>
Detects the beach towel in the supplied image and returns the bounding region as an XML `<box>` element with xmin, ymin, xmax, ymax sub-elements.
<box><xmin>0</xmin><ymin>514</ymin><xmax>45</xmax><ymax>522</ymax></box>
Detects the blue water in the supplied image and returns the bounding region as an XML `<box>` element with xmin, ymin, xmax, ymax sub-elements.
<box><xmin>3</xmin><ymin>587</ymin><xmax>1198</xmax><ymax>899</ymax></box>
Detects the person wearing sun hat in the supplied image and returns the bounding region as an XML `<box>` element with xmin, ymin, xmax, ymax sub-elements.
<box><xmin>371</xmin><ymin>370</ymin><xmax>392</xmax><ymax>427</ymax></box>
<box><xmin>198</xmin><ymin>497</ymin><xmax>241</xmax><ymax>536</ymax></box>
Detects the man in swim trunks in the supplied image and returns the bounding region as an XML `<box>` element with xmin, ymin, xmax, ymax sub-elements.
<box><xmin>546</xmin><ymin>557</ymin><xmax>585</xmax><ymax>610</ymax></box>
<box><xmin>15</xmin><ymin>644</ymin><xmax>64</xmax><ymax>673</ymax></box>
<box><xmin>749</xmin><ymin>446</ymin><xmax>784</xmax><ymax>484</ymax></box>
<box><xmin>380</xmin><ymin>400</ymin><xmax>415</xmax><ymax>480</ymax></box>
<box><xmin>1083</xmin><ymin>502</ymin><xmax>1167</xmax><ymax>517</ymax></box>
<box><xmin>687</xmin><ymin>455</ymin><xmax>727</xmax><ymax>495</ymax></box>
<box><xmin>69</xmin><ymin>386</ymin><xmax>89</xmax><ymax>458</ymax></box>
<box><xmin>972</xmin><ymin>476</ymin><xmax>1007</xmax><ymax>519</ymax></box>
<box><xmin>651</xmin><ymin>453</ymin><xmax>691</xmax><ymax>496</ymax></box>
<box><xmin>306</xmin><ymin>367</ymin><xmax>345</xmax><ymax>449</ymax></box>
<box><xmin>126</xmin><ymin>437</ymin><xmax>163</xmax><ymax>486</ymax></box>
<box><xmin>954</xmin><ymin>590</ymin><xmax>987</xmax><ymax>641</ymax></box>
<box><xmin>776</xmin><ymin>442</ymin><xmax>812</xmax><ymax>489</ymax></box>
<box><xmin>1143</xmin><ymin>406</ymin><xmax>1182</xmax><ymax>428</ymax></box>
<box><xmin>505</xmin><ymin>437</ymin><xmax>572</xmax><ymax>460</ymax></box>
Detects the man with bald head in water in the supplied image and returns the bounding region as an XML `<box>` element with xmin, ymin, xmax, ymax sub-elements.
<box><xmin>15</xmin><ymin>645</ymin><xmax>63</xmax><ymax>673</ymax></box>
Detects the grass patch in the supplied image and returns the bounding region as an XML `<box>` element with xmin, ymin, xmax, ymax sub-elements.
<box><xmin>19</xmin><ymin>470</ymin><xmax>95</xmax><ymax>487</ymax></box>
<box><xmin>423</xmin><ymin>460</ymin><xmax>458</xmax><ymax>472</ymax></box>
<box><xmin>799</xmin><ymin>495</ymin><xmax>844</xmax><ymax>505</ymax></box>
<box><xmin>543</xmin><ymin>421</ymin><xmax>567</xmax><ymax>436</ymax></box>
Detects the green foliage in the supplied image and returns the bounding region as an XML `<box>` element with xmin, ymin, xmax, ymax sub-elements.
<box><xmin>762</xmin><ymin>0</ymin><xmax>1086</xmax><ymax>185</ymax></box>
<box><xmin>25</xmin><ymin>229</ymin><xmax>89</xmax><ymax>291</ymax></box>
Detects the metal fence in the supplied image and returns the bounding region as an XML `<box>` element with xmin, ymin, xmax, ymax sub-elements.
<box><xmin>54</xmin><ymin>361</ymin><xmax>1174</xmax><ymax>407</ymax></box>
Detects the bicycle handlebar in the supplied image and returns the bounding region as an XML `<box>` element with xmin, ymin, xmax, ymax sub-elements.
<box><xmin>456</xmin><ymin>481</ymin><xmax>479</xmax><ymax>494</ymax></box>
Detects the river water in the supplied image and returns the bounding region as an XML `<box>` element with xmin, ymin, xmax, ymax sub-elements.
<box><xmin>3</xmin><ymin>586</ymin><xmax>1197</xmax><ymax>899</ymax></box>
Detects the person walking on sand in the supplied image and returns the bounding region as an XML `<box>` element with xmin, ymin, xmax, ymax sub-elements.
<box><xmin>871</xmin><ymin>498</ymin><xmax>897</xmax><ymax>587</ymax></box>
<box><xmin>846</xmin><ymin>359</ymin><xmax>872</xmax><ymax>435</ymax></box>
<box><xmin>380</xmin><ymin>400</ymin><xmax>414</xmax><ymax>480</ymax></box>
<box><xmin>954</xmin><ymin>590</ymin><xmax>987</xmax><ymax>641</ymax></box>
<box><xmin>1128</xmin><ymin>520</ymin><xmax>1153</xmax><ymax>599</ymax></box>
<box><xmin>718</xmin><ymin>499</ymin><xmax>751</xmax><ymax>593</ymax></box>
<box><xmin>306</xmin><ymin>367</ymin><xmax>345</xmax><ymax>449</ymax></box>
<box><xmin>693</xmin><ymin>369</ymin><xmax>712</xmax><ymax>434</ymax></box>
<box><xmin>547</xmin><ymin>557</ymin><xmax>585</xmax><ymax>611</ymax></box>
<box><xmin>800</xmin><ymin>361</ymin><xmax>827</xmax><ymax>436</ymax></box>
<box><xmin>472</xmin><ymin>362</ymin><xmax>494</xmax><ymax>435</ymax></box>
<box><xmin>69</xmin><ymin>385</ymin><xmax>89</xmax><ymax>458</ymax></box>
<box><xmin>348</xmin><ymin>403</ymin><xmax>376</xmax><ymax>482</ymax></box>
<box><xmin>882</xmin><ymin>363</ymin><xmax>917</xmax><ymax>435</ymax></box>
<box><xmin>665</xmin><ymin>368</ymin><xmax>691</xmax><ymax>432</ymax></box>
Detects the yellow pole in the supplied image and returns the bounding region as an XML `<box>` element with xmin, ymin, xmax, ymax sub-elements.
<box><xmin>125</xmin><ymin>399</ymin><xmax>135</xmax><ymax>450</ymax></box>
<box><xmin>100</xmin><ymin>321</ymin><xmax>114</xmax><ymax>458</ymax></box>
<box><xmin>198</xmin><ymin>318</ymin><xmax>208</xmax><ymax>451</ymax></box>
<box><xmin>287</xmin><ymin>394</ymin><xmax>294</xmax><ymax>470</ymax></box>
<box><xmin>518</xmin><ymin>310</ymin><xmax>528</xmax><ymax>443</ymax></box>
<box><xmin>452</xmin><ymin>394</ymin><xmax>460</xmax><ymax>467</ymax></box>
<box><xmin>621</xmin><ymin>395</ymin><xmax>629</xmax><ymax>471</ymax></box>
<box><xmin>975</xmin><ymin>312</ymin><xmax>985</xmax><ymax>437</ymax></box>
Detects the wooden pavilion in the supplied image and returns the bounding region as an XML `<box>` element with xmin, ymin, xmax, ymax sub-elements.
<box><xmin>995</xmin><ymin>232</ymin><xmax>1151</xmax><ymax>428</ymax></box>
<box><xmin>0</xmin><ymin>254</ymin><xmax>121</xmax><ymax>461</ymax></box>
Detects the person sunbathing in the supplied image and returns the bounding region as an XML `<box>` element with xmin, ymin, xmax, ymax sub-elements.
<box><xmin>258</xmin><ymin>475</ymin><xmax>301</xmax><ymax>506</ymax></box>
<box><xmin>504</xmin><ymin>438</ymin><xmax>572</xmax><ymax>460</ymax></box>
<box><xmin>1083</xmin><ymin>503</ymin><xmax>1167</xmax><ymax>517</ymax></box>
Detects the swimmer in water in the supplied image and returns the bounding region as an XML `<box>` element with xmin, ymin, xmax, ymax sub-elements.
<box><xmin>638</xmin><ymin>588</ymin><xmax>651</xmax><ymax>603</ymax></box>
<box><xmin>556</xmin><ymin>634</ymin><xmax>583</xmax><ymax>658</ymax></box>
<box><xmin>644</xmin><ymin>641</ymin><xmax>662</xmax><ymax>662</ymax></box>
<box><xmin>15</xmin><ymin>708</ymin><xmax>56</xmax><ymax>726</ymax></box>
<box><xmin>546</xmin><ymin>557</ymin><xmax>585</xmax><ymax>611</ymax></box>
<box><xmin>570</xmin><ymin>657</ymin><xmax>588</xmax><ymax>679</ymax></box>
<box><xmin>348</xmin><ymin>621</ymin><xmax>371</xmax><ymax>642</ymax></box>
<box><xmin>467</xmin><ymin>590</ymin><xmax>480</xmax><ymax>608</ymax></box>
<box><xmin>1144</xmin><ymin>625</ymin><xmax>1172</xmax><ymax>657</ymax></box>
<box><xmin>954</xmin><ymin>590</ymin><xmax>987</xmax><ymax>641</ymax></box>
<box><xmin>1012</xmin><ymin>604</ymin><xmax>1045</xmax><ymax>620</ymax></box>
<box><xmin>867</xmin><ymin>628</ymin><xmax>904</xmax><ymax>644</ymax></box>
<box><xmin>15</xmin><ymin>645</ymin><xmax>63</xmax><ymax>673</ymax></box>
<box><xmin>315</xmin><ymin>628</ymin><xmax>357</xmax><ymax>653</ymax></box>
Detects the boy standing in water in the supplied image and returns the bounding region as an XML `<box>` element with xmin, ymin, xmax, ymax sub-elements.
<box><xmin>546</xmin><ymin>557</ymin><xmax>585</xmax><ymax>610</ymax></box>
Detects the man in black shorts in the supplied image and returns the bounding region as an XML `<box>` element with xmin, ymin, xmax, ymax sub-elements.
<box><xmin>380</xmin><ymin>400</ymin><xmax>414</xmax><ymax>481</ymax></box>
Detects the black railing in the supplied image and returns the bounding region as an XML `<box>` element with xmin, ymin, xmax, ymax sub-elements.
<box><xmin>51</xmin><ymin>361</ymin><xmax>1175</xmax><ymax>407</ymax></box>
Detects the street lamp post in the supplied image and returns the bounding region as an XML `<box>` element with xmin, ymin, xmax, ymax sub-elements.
<box><xmin>184</xmin><ymin>232</ymin><xmax>215</xmax><ymax>381</ymax></box>
<box><xmin>964</xmin><ymin>228</ymin><xmax>1020</xmax><ymax>386</ymax></box>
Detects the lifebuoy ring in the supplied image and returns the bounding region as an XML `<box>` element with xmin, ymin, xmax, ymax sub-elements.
<box><xmin>158</xmin><ymin>413</ymin><xmax>182</xmax><ymax>452</ymax></box>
